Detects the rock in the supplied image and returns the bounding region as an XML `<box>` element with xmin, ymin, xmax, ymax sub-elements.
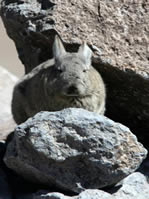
<box><xmin>14</xmin><ymin>189</ymin><xmax>112</xmax><ymax>199</ymax></box>
<box><xmin>4</xmin><ymin>108</ymin><xmax>147</xmax><ymax>193</ymax></box>
<box><xmin>33</xmin><ymin>189</ymin><xmax>112</xmax><ymax>199</ymax></box>
<box><xmin>0</xmin><ymin>0</ymin><xmax>148</xmax><ymax>75</ymax></box>
<box><xmin>1</xmin><ymin>0</ymin><xmax>149</xmax><ymax>150</ymax></box>
<box><xmin>76</xmin><ymin>189</ymin><xmax>113</xmax><ymax>199</ymax></box>
<box><xmin>0</xmin><ymin>66</ymin><xmax>18</xmax><ymax>140</ymax></box>
<box><xmin>33</xmin><ymin>191</ymin><xmax>72</xmax><ymax>199</ymax></box>
<box><xmin>114</xmin><ymin>172</ymin><xmax>149</xmax><ymax>199</ymax></box>
<box><xmin>32</xmin><ymin>172</ymin><xmax>149</xmax><ymax>199</ymax></box>
<box><xmin>0</xmin><ymin>139</ymin><xmax>45</xmax><ymax>199</ymax></box>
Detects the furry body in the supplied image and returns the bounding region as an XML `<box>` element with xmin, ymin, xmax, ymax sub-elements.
<box><xmin>12</xmin><ymin>36</ymin><xmax>106</xmax><ymax>124</ymax></box>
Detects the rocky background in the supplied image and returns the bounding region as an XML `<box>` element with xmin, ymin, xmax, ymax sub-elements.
<box><xmin>0</xmin><ymin>0</ymin><xmax>149</xmax><ymax>199</ymax></box>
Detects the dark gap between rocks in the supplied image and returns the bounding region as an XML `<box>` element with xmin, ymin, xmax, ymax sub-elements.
<box><xmin>41</xmin><ymin>0</ymin><xmax>56</xmax><ymax>10</ymax></box>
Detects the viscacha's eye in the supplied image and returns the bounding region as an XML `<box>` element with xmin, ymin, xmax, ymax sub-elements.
<box><xmin>83</xmin><ymin>69</ymin><xmax>87</xmax><ymax>73</ymax></box>
<box><xmin>56</xmin><ymin>67</ymin><xmax>63</xmax><ymax>73</ymax></box>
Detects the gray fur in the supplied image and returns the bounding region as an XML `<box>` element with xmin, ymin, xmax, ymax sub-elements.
<box><xmin>12</xmin><ymin>36</ymin><xmax>106</xmax><ymax>124</ymax></box>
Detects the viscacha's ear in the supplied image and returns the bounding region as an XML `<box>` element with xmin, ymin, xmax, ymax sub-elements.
<box><xmin>53</xmin><ymin>35</ymin><xmax>66</xmax><ymax>59</ymax></box>
<box><xmin>78</xmin><ymin>42</ymin><xmax>92</xmax><ymax>68</ymax></box>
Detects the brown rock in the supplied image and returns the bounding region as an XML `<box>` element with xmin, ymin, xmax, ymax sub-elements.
<box><xmin>1</xmin><ymin>0</ymin><xmax>148</xmax><ymax>75</ymax></box>
<box><xmin>0</xmin><ymin>66</ymin><xmax>18</xmax><ymax>140</ymax></box>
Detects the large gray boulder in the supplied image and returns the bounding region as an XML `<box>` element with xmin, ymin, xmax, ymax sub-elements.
<box><xmin>4</xmin><ymin>108</ymin><xmax>147</xmax><ymax>193</ymax></box>
<box><xmin>0</xmin><ymin>66</ymin><xmax>18</xmax><ymax>140</ymax></box>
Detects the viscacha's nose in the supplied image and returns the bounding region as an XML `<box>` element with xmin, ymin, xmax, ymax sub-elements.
<box><xmin>67</xmin><ymin>85</ymin><xmax>78</xmax><ymax>95</ymax></box>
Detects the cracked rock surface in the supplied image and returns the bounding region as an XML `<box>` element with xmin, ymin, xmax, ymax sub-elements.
<box><xmin>4</xmin><ymin>108</ymin><xmax>147</xmax><ymax>193</ymax></box>
<box><xmin>0</xmin><ymin>0</ymin><xmax>149</xmax><ymax>75</ymax></box>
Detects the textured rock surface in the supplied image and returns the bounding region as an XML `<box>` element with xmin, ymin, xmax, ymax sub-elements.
<box><xmin>33</xmin><ymin>189</ymin><xmax>112</xmax><ymax>199</ymax></box>
<box><xmin>113</xmin><ymin>172</ymin><xmax>149</xmax><ymax>199</ymax></box>
<box><xmin>0</xmin><ymin>66</ymin><xmax>18</xmax><ymax>140</ymax></box>
<box><xmin>4</xmin><ymin>108</ymin><xmax>147</xmax><ymax>193</ymax></box>
<box><xmin>0</xmin><ymin>0</ymin><xmax>149</xmax><ymax>75</ymax></box>
<box><xmin>1</xmin><ymin>0</ymin><xmax>149</xmax><ymax>149</ymax></box>
<box><xmin>34</xmin><ymin>192</ymin><xmax>72</xmax><ymax>199</ymax></box>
